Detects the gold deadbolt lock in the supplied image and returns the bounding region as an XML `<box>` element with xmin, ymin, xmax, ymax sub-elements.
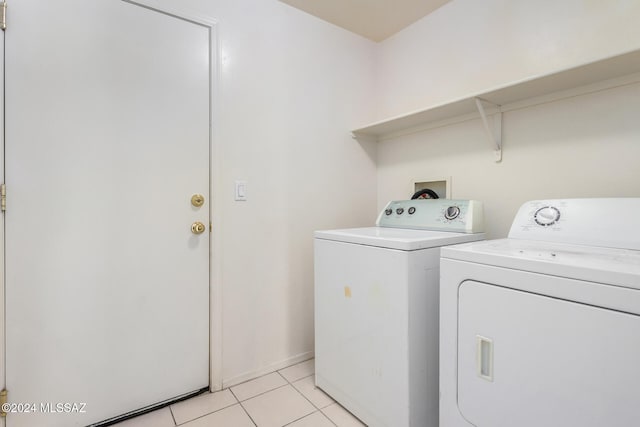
<box><xmin>191</xmin><ymin>221</ymin><xmax>206</xmax><ymax>234</ymax></box>
<box><xmin>191</xmin><ymin>194</ymin><xmax>205</xmax><ymax>207</ymax></box>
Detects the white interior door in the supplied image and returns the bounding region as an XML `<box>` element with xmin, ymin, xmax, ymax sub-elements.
<box><xmin>4</xmin><ymin>1</ymin><xmax>211</xmax><ymax>425</ymax></box>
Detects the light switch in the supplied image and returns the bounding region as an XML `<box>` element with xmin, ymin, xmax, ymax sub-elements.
<box><xmin>235</xmin><ymin>180</ymin><xmax>247</xmax><ymax>201</ymax></box>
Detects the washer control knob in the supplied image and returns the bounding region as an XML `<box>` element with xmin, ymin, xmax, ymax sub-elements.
<box><xmin>396</xmin><ymin>208</ymin><xmax>404</xmax><ymax>215</ymax></box>
<box><xmin>408</xmin><ymin>207</ymin><xmax>416</xmax><ymax>215</ymax></box>
<box><xmin>534</xmin><ymin>206</ymin><xmax>561</xmax><ymax>226</ymax></box>
<box><xmin>444</xmin><ymin>206</ymin><xmax>460</xmax><ymax>220</ymax></box>
<box><xmin>385</xmin><ymin>208</ymin><xmax>393</xmax><ymax>216</ymax></box>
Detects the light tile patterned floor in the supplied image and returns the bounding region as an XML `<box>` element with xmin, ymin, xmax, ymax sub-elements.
<box><xmin>112</xmin><ymin>359</ymin><xmax>366</xmax><ymax>427</ymax></box>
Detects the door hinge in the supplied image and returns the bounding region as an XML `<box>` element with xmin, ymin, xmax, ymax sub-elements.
<box><xmin>1</xmin><ymin>184</ymin><xmax>6</xmax><ymax>211</ymax></box>
<box><xmin>0</xmin><ymin>389</ymin><xmax>7</xmax><ymax>417</ymax></box>
<box><xmin>1</xmin><ymin>2</ymin><xmax>6</xmax><ymax>31</ymax></box>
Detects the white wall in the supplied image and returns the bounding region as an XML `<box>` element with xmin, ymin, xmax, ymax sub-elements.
<box><xmin>376</xmin><ymin>0</ymin><xmax>640</xmax><ymax>119</ymax></box>
<box><xmin>377</xmin><ymin>82</ymin><xmax>640</xmax><ymax>238</ymax></box>
<box><xmin>375</xmin><ymin>0</ymin><xmax>640</xmax><ymax>238</ymax></box>
<box><xmin>152</xmin><ymin>0</ymin><xmax>378</xmax><ymax>386</ymax></box>
<box><xmin>142</xmin><ymin>0</ymin><xmax>640</xmax><ymax>388</ymax></box>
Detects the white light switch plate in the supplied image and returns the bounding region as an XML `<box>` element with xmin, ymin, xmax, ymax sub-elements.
<box><xmin>235</xmin><ymin>180</ymin><xmax>247</xmax><ymax>201</ymax></box>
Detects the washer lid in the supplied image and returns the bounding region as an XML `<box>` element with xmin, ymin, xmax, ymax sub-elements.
<box><xmin>315</xmin><ymin>227</ymin><xmax>485</xmax><ymax>251</ymax></box>
<box><xmin>441</xmin><ymin>238</ymin><xmax>640</xmax><ymax>289</ymax></box>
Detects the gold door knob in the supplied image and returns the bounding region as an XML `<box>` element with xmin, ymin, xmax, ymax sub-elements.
<box><xmin>191</xmin><ymin>194</ymin><xmax>205</xmax><ymax>207</ymax></box>
<box><xmin>191</xmin><ymin>221</ymin><xmax>206</xmax><ymax>234</ymax></box>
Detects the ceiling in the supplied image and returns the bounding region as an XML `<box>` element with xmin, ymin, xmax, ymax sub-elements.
<box><xmin>279</xmin><ymin>0</ymin><xmax>451</xmax><ymax>42</ymax></box>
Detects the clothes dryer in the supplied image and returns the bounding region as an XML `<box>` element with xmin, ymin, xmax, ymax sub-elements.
<box><xmin>440</xmin><ymin>198</ymin><xmax>640</xmax><ymax>427</ymax></box>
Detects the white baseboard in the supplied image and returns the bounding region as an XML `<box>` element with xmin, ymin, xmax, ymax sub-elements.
<box><xmin>222</xmin><ymin>351</ymin><xmax>315</xmax><ymax>389</ymax></box>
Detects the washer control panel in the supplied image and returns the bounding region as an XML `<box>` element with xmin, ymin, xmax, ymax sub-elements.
<box><xmin>376</xmin><ymin>199</ymin><xmax>484</xmax><ymax>233</ymax></box>
<box><xmin>508</xmin><ymin>198</ymin><xmax>640</xmax><ymax>250</ymax></box>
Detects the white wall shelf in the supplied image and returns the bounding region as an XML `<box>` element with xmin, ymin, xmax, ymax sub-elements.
<box><xmin>352</xmin><ymin>49</ymin><xmax>640</xmax><ymax>157</ymax></box>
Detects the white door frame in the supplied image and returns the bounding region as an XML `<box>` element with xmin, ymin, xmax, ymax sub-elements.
<box><xmin>0</xmin><ymin>2</ymin><xmax>224</xmax><ymax>415</ymax></box>
<box><xmin>0</xmin><ymin>14</ymin><xmax>6</xmax><ymax>425</ymax></box>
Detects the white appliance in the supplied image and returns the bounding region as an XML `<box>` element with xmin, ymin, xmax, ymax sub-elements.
<box><xmin>315</xmin><ymin>199</ymin><xmax>485</xmax><ymax>427</ymax></box>
<box><xmin>440</xmin><ymin>198</ymin><xmax>640</xmax><ymax>427</ymax></box>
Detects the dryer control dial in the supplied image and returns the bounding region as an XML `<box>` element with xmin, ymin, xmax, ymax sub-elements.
<box><xmin>534</xmin><ymin>206</ymin><xmax>561</xmax><ymax>226</ymax></box>
<box><xmin>444</xmin><ymin>206</ymin><xmax>460</xmax><ymax>220</ymax></box>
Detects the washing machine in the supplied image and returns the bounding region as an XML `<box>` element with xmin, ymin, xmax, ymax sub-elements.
<box><xmin>314</xmin><ymin>199</ymin><xmax>485</xmax><ymax>427</ymax></box>
<box><xmin>439</xmin><ymin>198</ymin><xmax>640</xmax><ymax>427</ymax></box>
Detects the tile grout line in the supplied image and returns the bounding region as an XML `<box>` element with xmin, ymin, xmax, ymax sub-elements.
<box><xmin>169</xmin><ymin>405</ymin><xmax>178</xmax><ymax>426</ymax></box>
<box><xmin>285</xmin><ymin>374</ymin><xmax>339</xmax><ymax>427</ymax></box>
<box><xmin>232</xmin><ymin>368</ymin><xmax>290</xmax><ymax>389</ymax></box>
<box><xmin>275</xmin><ymin>385</ymin><xmax>316</xmax><ymax>427</ymax></box>
<box><xmin>275</xmin><ymin>362</ymin><xmax>339</xmax><ymax>427</ymax></box>
<box><xmin>234</xmin><ymin>399</ymin><xmax>259</xmax><ymax>426</ymax></box>
<box><xmin>235</xmin><ymin>382</ymin><xmax>291</xmax><ymax>404</ymax></box>
<box><xmin>229</xmin><ymin>370</ymin><xmax>289</xmax><ymax>402</ymax></box>
<box><xmin>280</xmin><ymin>410</ymin><xmax>320</xmax><ymax>427</ymax></box>
<box><xmin>275</xmin><ymin>370</ymin><xmax>288</xmax><ymax>383</ymax></box>
<box><xmin>236</xmin><ymin>365</ymin><xmax>317</xmax><ymax>427</ymax></box>
<box><xmin>277</xmin><ymin>359</ymin><xmax>315</xmax><ymax>385</ymax></box>
<box><xmin>172</xmin><ymin>393</ymin><xmax>239</xmax><ymax>426</ymax></box>
<box><xmin>173</xmin><ymin>360</ymin><xmax>317</xmax><ymax>427</ymax></box>
<box><xmin>230</xmin><ymin>387</ymin><xmax>258</xmax><ymax>427</ymax></box>
<box><xmin>319</xmin><ymin>404</ymin><xmax>346</xmax><ymax>427</ymax></box>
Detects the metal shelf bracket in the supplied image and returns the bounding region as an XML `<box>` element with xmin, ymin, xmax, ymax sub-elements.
<box><xmin>475</xmin><ymin>97</ymin><xmax>502</xmax><ymax>162</ymax></box>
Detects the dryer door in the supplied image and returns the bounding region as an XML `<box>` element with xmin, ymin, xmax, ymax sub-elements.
<box><xmin>457</xmin><ymin>280</ymin><xmax>640</xmax><ymax>427</ymax></box>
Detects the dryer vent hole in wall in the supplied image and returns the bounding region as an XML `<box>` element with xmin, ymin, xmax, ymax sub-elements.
<box><xmin>412</xmin><ymin>188</ymin><xmax>439</xmax><ymax>199</ymax></box>
<box><xmin>413</xmin><ymin>179</ymin><xmax>449</xmax><ymax>199</ymax></box>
